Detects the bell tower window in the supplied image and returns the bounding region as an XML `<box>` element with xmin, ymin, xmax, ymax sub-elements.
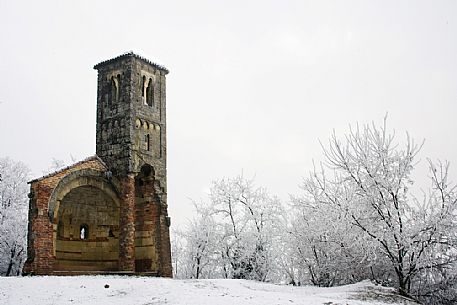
<box><xmin>110</xmin><ymin>75</ymin><xmax>120</xmax><ymax>105</ymax></box>
<box><xmin>141</xmin><ymin>74</ymin><xmax>155</xmax><ymax>108</ymax></box>
<box><xmin>142</xmin><ymin>76</ymin><xmax>146</xmax><ymax>100</ymax></box>
<box><xmin>146</xmin><ymin>78</ymin><xmax>154</xmax><ymax>107</ymax></box>
<box><xmin>116</xmin><ymin>74</ymin><xmax>121</xmax><ymax>102</ymax></box>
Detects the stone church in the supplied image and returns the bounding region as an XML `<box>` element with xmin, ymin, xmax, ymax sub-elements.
<box><xmin>23</xmin><ymin>52</ymin><xmax>172</xmax><ymax>276</ymax></box>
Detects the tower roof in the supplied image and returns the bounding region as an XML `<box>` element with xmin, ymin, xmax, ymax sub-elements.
<box><xmin>93</xmin><ymin>51</ymin><xmax>169</xmax><ymax>74</ymax></box>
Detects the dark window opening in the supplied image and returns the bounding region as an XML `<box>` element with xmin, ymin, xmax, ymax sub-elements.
<box><xmin>116</xmin><ymin>74</ymin><xmax>121</xmax><ymax>102</ymax></box>
<box><xmin>144</xmin><ymin>134</ymin><xmax>150</xmax><ymax>151</ymax></box>
<box><xmin>140</xmin><ymin>164</ymin><xmax>154</xmax><ymax>177</ymax></box>
<box><xmin>110</xmin><ymin>77</ymin><xmax>116</xmax><ymax>105</ymax></box>
<box><xmin>142</xmin><ymin>76</ymin><xmax>146</xmax><ymax>98</ymax></box>
<box><xmin>146</xmin><ymin>78</ymin><xmax>154</xmax><ymax>107</ymax></box>
<box><xmin>80</xmin><ymin>224</ymin><xmax>89</xmax><ymax>240</ymax></box>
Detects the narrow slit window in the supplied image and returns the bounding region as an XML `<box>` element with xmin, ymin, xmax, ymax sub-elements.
<box><xmin>145</xmin><ymin>134</ymin><xmax>150</xmax><ymax>151</ymax></box>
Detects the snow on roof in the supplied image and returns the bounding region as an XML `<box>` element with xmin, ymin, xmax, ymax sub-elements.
<box><xmin>28</xmin><ymin>155</ymin><xmax>108</xmax><ymax>184</ymax></box>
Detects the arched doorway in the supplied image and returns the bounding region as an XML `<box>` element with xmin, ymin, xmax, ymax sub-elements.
<box><xmin>54</xmin><ymin>185</ymin><xmax>120</xmax><ymax>272</ymax></box>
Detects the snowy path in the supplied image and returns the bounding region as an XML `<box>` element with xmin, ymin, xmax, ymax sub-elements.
<box><xmin>0</xmin><ymin>276</ymin><xmax>417</xmax><ymax>305</ymax></box>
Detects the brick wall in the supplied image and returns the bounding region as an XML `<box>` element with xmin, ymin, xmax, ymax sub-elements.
<box><xmin>23</xmin><ymin>157</ymin><xmax>109</xmax><ymax>274</ymax></box>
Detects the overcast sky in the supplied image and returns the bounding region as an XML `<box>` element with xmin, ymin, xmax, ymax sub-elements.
<box><xmin>1</xmin><ymin>0</ymin><xmax>456</xmax><ymax>226</ymax></box>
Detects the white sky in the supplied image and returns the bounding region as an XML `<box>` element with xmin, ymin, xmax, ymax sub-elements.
<box><xmin>1</xmin><ymin>0</ymin><xmax>456</xmax><ymax>227</ymax></box>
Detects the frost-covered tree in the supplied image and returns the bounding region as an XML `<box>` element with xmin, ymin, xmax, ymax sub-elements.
<box><xmin>171</xmin><ymin>229</ymin><xmax>184</xmax><ymax>278</ymax></box>
<box><xmin>289</xmin><ymin>196</ymin><xmax>378</xmax><ymax>287</ymax></box>
<box><xmin>298</xmin><ymin>118</ymin><xmax>457</xmax><ymax>298</ymax></box>
<box><xmin>270</xmin><ymin>211</ymin><xmax>309</xmax><ymax>286</ymax></box>
<box><xmin>209</xmin><ymin>175</ymin><xmax>283</xmax><ymax>281</ymax></box>
<box><xmin>174</xmin><ymin>175</ymin><xmax>283</xmax><ymax>281</ymax></box>
<box><xmin>0</xmin><ymin>157</ymin><xmax>30</xmax><ymax>276</ymax></box>
<box><xmin>172</xmin><ymin>205</ymin><xmax>219</xmax><ymax>279</ymax></box>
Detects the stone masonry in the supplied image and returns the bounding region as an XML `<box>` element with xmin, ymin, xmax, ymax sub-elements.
<box><xmin>23</xmin><ymin>52</ymin><xmax>172</xmax><ymax>276</ymax></box>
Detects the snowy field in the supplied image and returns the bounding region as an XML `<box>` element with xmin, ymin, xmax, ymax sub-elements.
<box><xmin>0</xmin><ymin>276</ymin><xmax>417</xmax><ymax>305</ymax></box>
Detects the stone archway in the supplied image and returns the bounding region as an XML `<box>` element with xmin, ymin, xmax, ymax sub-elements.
<box><xmin>54</xmin><ymin>185</ymin><xmax>120</xmax><ymax>271</ymax></box>
<box><xmin>47</xmin><ymin>170</ymin><xmax>121</xmax><ymax>272</ymax></box>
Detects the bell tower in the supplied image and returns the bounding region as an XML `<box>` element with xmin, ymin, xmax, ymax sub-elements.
<box><xmin>94</xmin><ymin>51</ymin><xmax>168</xmax><ymax>181</ymax></box>
<box><xmin>93</xmin><ymin>52</ymin><xmax>171</xmax><ymax>276</ymax></box>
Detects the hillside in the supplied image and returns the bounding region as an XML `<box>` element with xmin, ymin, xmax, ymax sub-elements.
<box><xmin>0</xmin><ymin>276</ymin><xmax>418</xmax><ymax>305</ymax></box>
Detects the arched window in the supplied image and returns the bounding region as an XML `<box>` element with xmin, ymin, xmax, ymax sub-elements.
<box><xmin>110</xmin><ymin>76</ymin><xmax>120</xmax><ymax>105</ymax></box>
<box><xmin>116</xmin><ymin>74</ymin><xmax>121</xmax><ymax>102</ymax></box>
<box><xmin>146</xmin><ymin>78</ymin><xmax>154</xmax><ymax>107</ymax></box>
<box><xmin>142</xmin><ymin>76</ymin><xmax>146</xmax><ymax>100</ymax></box>
<box><xmin>80</xmin><ymin>224</ymin><xmax>89</xmax><ymax>240</ymax></box>
<box><xmin>110</xmin><ymin>77</ymin><xmax>116</xmax><ymax>105</ymax></box>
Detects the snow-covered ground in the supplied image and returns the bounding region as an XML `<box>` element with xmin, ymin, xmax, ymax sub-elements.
<box><xmin>0</xmin><ymin>276</ymin><xmax>417</xmax><ymax>305</ymax></box>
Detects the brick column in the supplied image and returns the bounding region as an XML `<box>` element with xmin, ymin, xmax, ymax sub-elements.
<box><xmin>119</xmin><ymin>174</ymin><xmax>135</xmax><ymax>272</ymax></box>
<box><xmin>160</xmin><ymin>202</ymin><xmax>172</xmax><ymax>277</ymax></box>
<box><xmin>23</xmin><ymin>184</ymin><xmax>55</xmax><ymax>274</ymax></box>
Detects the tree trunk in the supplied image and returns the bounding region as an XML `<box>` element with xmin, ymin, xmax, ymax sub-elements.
<box><xmin>5</xmin><ymin>248</ymin><xmax>15</xmax><ymax>276</ymax></box>
<box><xmin>397</xmin><ymin>272</ymin><xmax>409</xmax><ymax>296</ymax></box>
<box><xmin>5</xmin><ymin>259</ymin><xmax>13</xmax><ymax>276</ymax></box>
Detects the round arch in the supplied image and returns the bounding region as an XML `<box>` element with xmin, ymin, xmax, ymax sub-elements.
<box><xmin>49</xmin><ymin>169</ymin><xmax>122</xmax><ymax>272</ymax></box>
<box><xmin>48</xmin><ymin>169</ymin><xmax>120</xmax><ymax>224</ymax></box>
